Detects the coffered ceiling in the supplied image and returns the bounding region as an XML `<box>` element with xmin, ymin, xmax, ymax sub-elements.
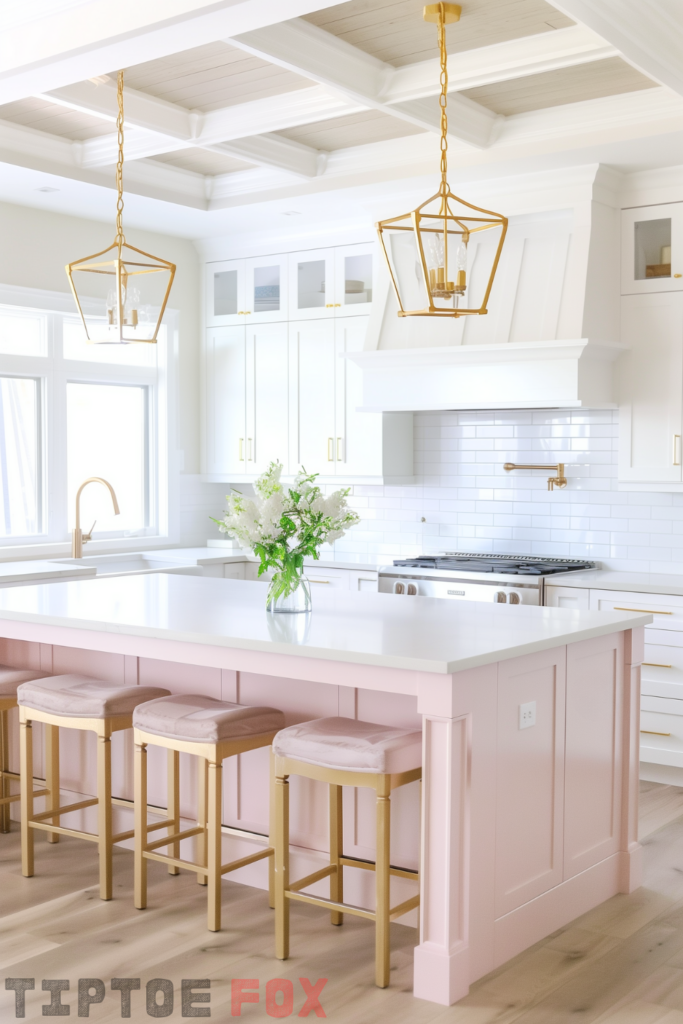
<box><xmin>0</xmin><ymin>0</ymin><xmax>680</xmax><ymax>232</ymax></box>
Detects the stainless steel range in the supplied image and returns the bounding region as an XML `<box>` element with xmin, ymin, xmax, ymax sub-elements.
<box><xmin>378</xmin><ymin>553</ymin><xmax>596</xmax><ymax>605</ymax></box>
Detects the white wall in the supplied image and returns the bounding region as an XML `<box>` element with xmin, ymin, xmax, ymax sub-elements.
<box><xmin>334</xmin><ymin>409</ymin><xmax>683</xmax><ymax>575</ymax></box>
<box><xmin>0</xmin><ymin>200</ymin><xmax>202</xmax><ymax>473</ymax></box>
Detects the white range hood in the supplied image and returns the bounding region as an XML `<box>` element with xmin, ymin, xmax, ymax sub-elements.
<box><xmin>347</xmin><ymin>339</ymin><xmax>625</xmax><ymax>411</ymax></box>
<box><xmin>352</xmin><ymin>165</ymin><xmax>625</xmax><ymax>412</ymax></box>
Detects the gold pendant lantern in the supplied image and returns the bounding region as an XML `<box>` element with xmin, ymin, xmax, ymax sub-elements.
<box><xmin>66</xmin><ymin>70</ymin><xmax>176</xmax><ymax>343</ymax></box>
<box><xmin>376</xmin><ymin>3</ymin><xmax>507</xmax><ymax>318</ymax></box>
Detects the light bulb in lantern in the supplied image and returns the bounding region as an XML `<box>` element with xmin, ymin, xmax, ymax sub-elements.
<box><xmin>425</xmin><ymin>231</ymin><xmax>456</xmax><ymax>300</ymax></box>
<box><xmin>454</xmin><ymin>231</ymin><xmax>469</xmax><ymax>296</ymax></box>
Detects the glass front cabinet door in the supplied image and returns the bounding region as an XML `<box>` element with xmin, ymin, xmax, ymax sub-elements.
<box><xmin>622</xmin><ymin>203</ymin><xmax>683</xmax><ymax>295</ymax></box>
<box><xmin>206</xmin><ymin>260</ymin><xmax>245</xmax><ymax>327</ymax></box>
<box><xmin>207</xmin><ymin>255</ymin><xmax>289</xmax><ymax>325</ymax></box>
<box><xmin>288</xmin><ymin>249</ymin><xmax>336</xmax><ymax>320</ymax></box>
<box><xmin>334</xmin><ymin>243</ymin><xmax>375</xmax><ymax>316</ymax></box>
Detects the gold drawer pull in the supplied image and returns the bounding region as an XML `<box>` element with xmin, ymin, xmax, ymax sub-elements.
<box><xmin>641</xmin><ymin>729</ymin><xmax>672</xmax><ymax>737</ymax></box>
<box><xmin>309</xmin><ymin>579</ymin><xmax>330</xmax><ymax>584</ymax></box>
<box><xmin>327</xmin><ymin>437</ymin><xmax>334</xmax><ymax>461</ymax></box>
<box><xmin>643</xmin><ymin>662</ymin><xmax>673</xmax><ymax>669</ymax></box>
<box><xmin>614</xmin><ymin>607</ymin><xmax>673</xmax><ymax>615</ymax></box>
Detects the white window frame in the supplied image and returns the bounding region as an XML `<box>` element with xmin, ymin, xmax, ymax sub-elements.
<box><xmin>0</xmin><ymin>283</ymin><xmax>178</xmax><ymax>558</ymax></box>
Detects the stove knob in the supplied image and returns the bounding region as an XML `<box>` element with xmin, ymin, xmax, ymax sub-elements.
<box><xmin>407</xmin><ymin>583</ymin><xmax>418</xmax><ymax>596</ymax></box>
<box><xmin>494</xmin><ymin>591</ymin><xmax>507</xmax><ymax>603</ymax></box>
<box><xmin>509</xmin><ymin>590</ymin><xmax>521</xmax><ymax>605</ymax></box>
<box><xmin>393</xmin><ymin>581</ymin><xmax>405</xmax><ymax>595</ymax></box>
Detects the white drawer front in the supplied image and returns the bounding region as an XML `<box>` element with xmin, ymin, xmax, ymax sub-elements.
<box><xmin>641</xmin><ymin>702</ymin><xmax>683</xmax><ymax>766</ymax></box>
<box><xmin>590</xmin><ymin>589</ymin><xmax>683</xmax><ymax>633</ymax></box>
<box><xmin>223</xmin><ymin>564</ymin><xmax>246</xmax><ymax>580</ymax></box>
<box><xmin>646</xmin><ymin>627</ymin><xmax>683</xmax><ymax>648</ymax></box>
<box><xmin>307</xmin><ymin>572</ymin><xmax>348</xmax><ymax>590</ymax></box>
<box><xmin>545</xmin><ymin>586</ymin><xmax>589</xmax><ymax>610</ymax></box>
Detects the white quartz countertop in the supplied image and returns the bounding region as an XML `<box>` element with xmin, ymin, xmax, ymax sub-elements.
<box><xmin>142</xmin><ymin>547</ymin><xmax>382</xmax><ymax>572</ymax></box>
<box><xmin>547</xmin><ymin>570</ymin><xmax>683</xmax><ymax>597</ymax></box>
<box><xmin>0</xmin><ymin>574</ymin><xmax>650</xmax><ymax>675</ymax></box>
<box><xmin>0</xmin><ymin>560</ymin><xmax>97</xmax><ymax>584</ymax></box>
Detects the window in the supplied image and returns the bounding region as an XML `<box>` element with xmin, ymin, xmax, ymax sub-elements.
<box><xmin>0</xmin><ymin>291</ymin><xmax>173</xmax><ymax>550</ymax></box>
<box><xmin>0</xmin><ymin>376</ymin><xmax>40</xmax><ymax>536</ymax></box>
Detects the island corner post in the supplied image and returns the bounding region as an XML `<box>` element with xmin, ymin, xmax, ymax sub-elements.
<box><xmin>0</xmin><ymin>595</ymin><xmax>644</xmax><ymax>1008</ymax></box>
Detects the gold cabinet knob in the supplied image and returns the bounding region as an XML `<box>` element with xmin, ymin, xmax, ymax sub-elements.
<box><xmin>675</xmin><ymin>273</ymin><xmax>682</xmax><ymax>278</ymax></box>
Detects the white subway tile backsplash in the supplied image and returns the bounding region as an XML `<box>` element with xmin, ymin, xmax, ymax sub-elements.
<box><xmin>334</xmin><ymin>408</ymin><xmax>683</xmax><ymax>574</ymax></box>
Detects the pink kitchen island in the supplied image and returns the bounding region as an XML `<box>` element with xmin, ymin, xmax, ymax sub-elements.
<box><xmin>0</xmin><ymin>574</ymin><xmax>650</xmax><ymax>1007</ymax></box>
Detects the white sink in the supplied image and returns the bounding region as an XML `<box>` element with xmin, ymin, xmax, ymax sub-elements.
<box><xmin>52</xmin><ymin>554</ymin><xmax>200</xmax><ymax>578</ymax></box>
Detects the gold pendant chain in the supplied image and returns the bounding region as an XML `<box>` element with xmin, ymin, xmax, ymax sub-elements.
<box><xmin>115</xmin><ymin>69</ymin><xmax>125</xmax><ymax>247</ymax></box>
<box><xmin>438</xmin><ymin>3</ymin><xmax>448</xmax><ymax>197</ymax></box>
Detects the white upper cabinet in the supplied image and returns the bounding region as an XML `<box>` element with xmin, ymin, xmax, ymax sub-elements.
<box><xmin>288</xmin><ymin>242</ymin><xmax>375</xmax><ymax>321</ymax></box>
<box><xmin>204</xmin><ymin>326</ymin><xmax>247</xmax><ymax>477</ymax></box>
<box><xmin>288</xmin><ymin>249</ymin><xmax>335</xmax><ymax>321</ymax></box>
<box><xmin>618</xmin><ymin>292</ymin><xmax>683</xmax><ymax>484</ymax></box>
<box><xmin>206</xmin><ymin>254</ymin><xmax>289</xmax><ymax>327</ymax></box>
<box><xmin>246</xmin><ymin>322</ymin><xmax>290</xmax><ymax>476</ymax></box>
<box><xmin>622</xmin><ymin>203</ymin><xmax>683</xmax><ymax>295</ymax></box>
<box><xmin>333</xmin><ymin>243</ymin><xmax>375</xmax><ymax>317</ymax></box>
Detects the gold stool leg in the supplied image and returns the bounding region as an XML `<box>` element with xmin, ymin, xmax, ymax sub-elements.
<box><xmin>0</xmin><ymin>709</ymin><xmax>9</xmax><ymax>834</ymax></box>
<box><xmin>274</xmin><ymin>772</ymin><xmax>289</xmax><ymax>960</ymax></box>
<box><xmin>97</xmin><ymin>733</ymin><xmax>113</xmax><ymax>901</ymax></box>
<box><xmin>268</xmin><ymin>749</ymin><xmax>276</xmax><ymax>909</ymax></box>
<box><xmin>167</xmin><ymin>749</ymin><xmax>180</xmax><ymax>876</ymax></box>
<box><xmin>197</xmin><ymin>757</ymin><xmax>208</xmax><ymax>886</ymax></box>
<box><xmin>45</xmin><ymin>725</ymin><xmax>60</xmax><ymax>844</ymax></box>
<box><xmin>20</xmin><ymin>718</ymin><xmax>34</xmax><ymax>877</ymax></box>
<box><xmin>329</xmin><ymin>783</ymin><xmax>343</xmax><ymax>926</ymax></box>
<box><xmin>134</xmin><ymin>740</ymin><xmax>148</xmax><ymax>910</ymax></box>
<box><xmin>207</xmin><ymin>758</ymin><xmax>222</xmax><ymax>932</ymax></box>
<box><xmin>375</xmin><ymin>782</ymin><xmax>391</xmax><ymax>989</ymax></box>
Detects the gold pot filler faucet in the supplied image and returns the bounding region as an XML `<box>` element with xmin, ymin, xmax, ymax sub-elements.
<box><xmin>71</xmin><ymin>477</ymin><xmax>121</xmax><ymax>558</ymax></box>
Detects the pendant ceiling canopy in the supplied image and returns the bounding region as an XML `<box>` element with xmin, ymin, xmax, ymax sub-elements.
<box><xmin>65</xmin><ymin>70</ymin><xmax>176</xmax><ymax>344</ymax></box>
<box><xmin>376</xmin><ymin>3</ymin><xmax>508</xmax><ymax>319</ymax></box>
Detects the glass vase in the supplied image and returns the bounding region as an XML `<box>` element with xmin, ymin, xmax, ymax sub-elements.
<box><xmin>266</xmin><ymin>574</ymin><xmax>312</xmax><ymax>614</ymax></box>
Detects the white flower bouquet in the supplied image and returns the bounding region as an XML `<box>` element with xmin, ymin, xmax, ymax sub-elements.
<box><xmin>212</xmin><ymin>461</ymin><xmax>360</xmax><ymax>610</ymax></box>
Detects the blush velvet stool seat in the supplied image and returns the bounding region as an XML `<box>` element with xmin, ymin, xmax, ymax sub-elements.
<box><xmin>272</xmin><ymin>716</ymin><xmax>422</xmax><ymax>989</ymax></box>
<box><xmin>132</xmin><ymin>694</ymin><xmax>285</xmax><ymax>931</ymax></box>
<box><xmin>17</xmin><ymin>674</ymin><xmax>171</xmax><ymax>900</ymax></box>
<box><xmin>0</xmin><ymin>667</ymin><xmax>50</xmax><ymax>835</ymax></box>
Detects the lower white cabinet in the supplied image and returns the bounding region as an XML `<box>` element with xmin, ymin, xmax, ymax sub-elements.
<box><xmin>544</xmin><ymin>585</ymin><xmax>589</xmax><ymax>610</ymax></box>
<box><xmin>203</xmin><ymin>317</ymin><xmax>413</xmax><ymax>483</ymax></box>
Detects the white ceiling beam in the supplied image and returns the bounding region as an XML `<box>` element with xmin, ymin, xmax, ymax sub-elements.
<box><xmin>41</xmin><ymin>79</ymin><xmax>193</xmax><ymax>138</ymax></box>
<box><xmin>228</xmin><ymin>18</ymin><xmax>500</xmax><ymax>149</ymax></box>
<box><xmin>0</xmin><ymin>0</ymin><xmax>346</xmax><ymax>105</ymax></box>
<box><xmin>208</xmin><ymin>135</ymin><xmax>325</xmax><ymax>178</ymax></box>
<box><xmin>545</xmin><ymin>0</ymin><xmax>683</xmax><ymax>96</ymax></box>
<box><xmin>385</xmin><ymin>25</ymin><xmax>618</xmax><ymax>102</ymax></box>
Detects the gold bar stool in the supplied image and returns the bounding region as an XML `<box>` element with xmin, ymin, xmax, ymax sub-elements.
<box><xmin>273</xmin><ymin>716</ymin><xmax>422</xmax><ymax>989</ymax></box>
<box><xmin>0</xmin><ymin>668</ymin><xmax>51</xmax><ymax>834</ymax></box>
<box><xmin>18</xmin><ymin>674</ymin><xmax>171</xmax><ymax>900</ymax></box>
<box><xmin>133</xmin><ymin>694</ymin><xmax>285</xmax><ymax>931</ymax></box>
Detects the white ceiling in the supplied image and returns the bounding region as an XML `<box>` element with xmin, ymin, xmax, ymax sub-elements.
<box><xmin>0</xmin><ymin>0</ymin><xmax>680</xmax><ymax>241</ymax></box>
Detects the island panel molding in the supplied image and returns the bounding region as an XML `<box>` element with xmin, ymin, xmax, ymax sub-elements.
<box><xmin>0</xmin><ymin>576</ymin><xmax>647</xmax><ymax>1006</ymax></box>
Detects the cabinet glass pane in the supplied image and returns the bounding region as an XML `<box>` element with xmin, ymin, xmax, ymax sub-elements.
<box><xmin>297</xmin><ymin>259</ymin><xmax>326</xmax><ymax>309</ymax></box>
<box><xmin>344</xmin><ymin>254</ymin><xmax>372</xmax><ymax>305</ymax></box>
<box><xmin>253</xmin><ymin>265</ymin><xmax>280</xmax><ymax>313</ymax></box>
<box><xmin>214</xmin><ymin>270</ymin><xmax>238</xmax><ymax>316</ymax></box>
<box><xmin>635</xmin><ymin>219</ymin><xmax>671</xmax><ymax>280</ymax></box>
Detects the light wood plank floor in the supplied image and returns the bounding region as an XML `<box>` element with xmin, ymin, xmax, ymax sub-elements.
<box><xmin>1</xmin><ymin>781</ymin><xmax>683</xmax><ymax>1022</ymax></box>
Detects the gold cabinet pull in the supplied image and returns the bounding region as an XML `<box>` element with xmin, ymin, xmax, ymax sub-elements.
<box><xmin>248</xmin><ymin>438</ymin><xmax>253</xmax><ymax>461</ymax></box>
<box><xmin>325</xmin><ymin>304</ymin><xmax>334</xmax><ymax>308</ymax></box>
<box><xmin>641</xmin><ymin>729</ymin><xmax>672</xmax><ymax>737</ymax></box>
<box><xmin>675</xmin><ymin>273</ymin><xmax>682</xmax><ymax>278</ymax></box>
<box><xmin>309</xmin><ymin>579</ymin><xmax>331</xmax><ymax>584</ymax></box>
<box><xmin>337</xmin><ymin>437</ymin><xmax>343</xmax><ymax>461</ymax></box>
<box><xmin>327</xmin><ymin>438</ymin><xmax>334</xmax><ymax>461</ymax></box>
<box><xmin>239</xmin><ymin>438</ymin><xmax>244</xmax><ymax>461</ymax></box>
<box><xmin>614</xmin><ymin>607</ymin><xmax>673</xmax><ymax>614</ymax></box>
<box><xmin>675</xmin><ymin>434</ymin><xmax>681</xmax><ymax>466</ymax></box>
<box><xmin>643</xmin><ymin>662</ymin><xmax>673</xmax><ymax>668</ymax></box>
<box><xmin>334</xmin><ymin>303</ymin><xmax>341</xmax><ymax>307</ymax></box>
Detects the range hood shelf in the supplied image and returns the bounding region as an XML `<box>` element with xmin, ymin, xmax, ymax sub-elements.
<box><xmin>346</xmin><ymin>339</ymin><xmax>625</xmax><ymax>412</ymax></box>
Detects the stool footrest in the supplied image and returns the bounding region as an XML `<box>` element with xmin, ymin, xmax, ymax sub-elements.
<box><xmin>30</xmin><ymin>821</ymin><xmax>98</xmax><ymax>842</ymax></box>
<box><xmin>286</xmin><ymin>890</ymin><xmax>375</xmax><ymax>921</ymax></box>
<box><xmin>144</xmin><ymin>850</ymin><xmax>206</xmax><ymax>874</ymax></box>
<box><xmin>0</xmin><ymin>793</ymin><xmax>20</xmax><ymax>807</ymax></box>
<box><xmin>112</xmin><ymin>829</ymin><xmax>135</xmax><ymax>843</ymax></box>
<box><xmin>31</xmin><ymin>797</ymin><xmax>97</xmax><ymax>823</ymax></box>
<box><xmin>145</xmin><ymin>824</ymin><xmax>204</xmax><ymax>853</ymax></box>
<box><xmin>389</xmin><ymin>894</ymin><xmax>420</xmax><ymax>921</ymax></box>
<box><xmin>289</xmin><ymin>864</ymin><xmax>336</xmax><ymax>893</ymax></box>
<box><xmin>220</xmin><ymin>846</ymin><xmax>272</xmax><ymax>876</ymax></box>
<box><xmin>146</xmin><ymin>817</ymin><xmax>176</xmax><ymax>834</ymax></box>
<box><xmin>340</xmin><ymin>856</ymin><xmax>419</xmax><ymax>881</ymax></box>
